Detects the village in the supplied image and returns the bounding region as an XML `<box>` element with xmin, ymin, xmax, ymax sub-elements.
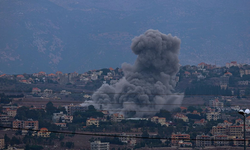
<box><xmin>1</xmin><ymin>61</ymin><xmax>250</xmax><ymax>149</ymax></box>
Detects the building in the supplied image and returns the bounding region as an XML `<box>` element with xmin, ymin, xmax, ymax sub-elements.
<box><xmin>211</xmin><ymin>126</ymin><xmax>227</xmax><ymax>135</ymax></box>
<box><xmin>0</xmin><ymin>138</ymin><xmax>4</xmax><ymax>149</ymax></box>
<box><xmin>214</xmin><ymin>135</ymin><xmax>229</xmax><ymax>146</ymax></box>
<box><xmin>52</xmin><ymin>111</ymin><xmax>64</xmax><ymax>123</ymax></box>
<box><xmin>55</xmin><ymin>123</ymin><xmax>67</xmax><ymax>128</ymax></box>
<box><xmin>171</xmin><ymin>133</ymin><xmax>190</xmax><ymax>146</ymax></box>
<box><xmin>86</xmin><ymin>118</ymin><xmax>99</xmax><ymax>127</ymax></box>
<box><xmin>37</xmin><ymin>128</ymin><xmax>50</xmax><ymax>138</ymax></box>
<box><xmin>173</xmin><ymin>113</ymin><xmax>189</xmax><ymax>122</ymax></box>
<box><xmin>194</xmin><ymin>119</ymin><xmax>207</xmax><ymax>126</ymax></box>
<box><xmin>13</xmin><ymin>119</ymin><xmax>39</xmax><ymax>130</ymax></box>
<box><xmin>206</xmin><ymin>112</ymin><xmax>220</xmax><ymax>121</ymax></box>
<box><xmin>209</xmin><ymin>99</ymin><xmax>224</xmax><ymax>108</ymax></box>
<box><xmin>233</xmin><ymin>138</ymin><xmax>249</xmax><ymax>147</ymax></box>
<box><xmin>196</xmin><ymin>134</ymin><xmax>211</xmax><ymax>147</ymax></box>
<box><xmin>65</xmin><ymin>104</ymin><xmax>88</xmax><ymax>115</ymax></box>
<box><xmin>111</xmin><ymin>113</ymin><xmax>124</xmax><ymax>122</ymax></box>
<box><xmin>150</xmin><ymin>116</ymin><xmax>167</xmax><ymax>126</ymax></box>
<box><xmin>32</xmin><ymin>87</ymin><xmax>41</xmax><ymax>94</ymax></box>
<box><xmin>119</xmin><ymin>133</ymin><xmax>136</xmax><ymax>146</ymax></box>
<box><xmin>229</xmin><ymin>125</ymin><xmax>243</xmax><ymax>138</ymax></box>
<box><xmin>3</xmin><ymin>109</ymin><xmax>17</xmax><ymax>117</ymax></box>
<box><xmin>91</xmin><ymin>141</ymin><xmax>109</xmax><ymax>150</ymax></box>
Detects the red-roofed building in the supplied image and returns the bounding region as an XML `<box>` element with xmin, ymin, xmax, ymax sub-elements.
<box><xmin>171</xmin><ymin>133</ymin><xmax>190</xmax><ymax>146</ymax></box>
<box><xmin>180</xmin><ymin>107</ymin><xmax>187</xmax><ymax>112</ymax></box>
<box><xmin>173</xmin><ymin>113</ymin><xmax>189</xmax><ymax>122</ymax></box>
<box><xmin>37</xmin><ymin>128</ymin><xmax>50</xmax><ymax>137</ymax></box>
<box><xmin>109</xmin><ymin>67</ymin><xmax>114</xmax><ymax>71</ymax></box>
<box><xmin>229</xmin><ymin>125</ymin><xmax>243</xmax><ymax>137</ymax></box>
<box><xmin>236</xmin><ymin>118</ymin><xmax>244</xmax><ymax>125</ymax></box>
<box><xmin>198</xmin><ymin>62</ymin><xmax>207</xmax><ymax>69</ymax></box>
<box><xmin>214</xmin><ymin>135</ymin><xmax>229</xmax><ymax>146</ymax></box>
<box><xmin>0</xmin><ymin>74</ymin><xmax>6</xmax><ymax>78</ymax></box>
<box><xmin>48</xmin><ymin>73</ymin><xmax>56</xmax><ymax>77</ymax></box>
<box><xmin>111</xmin><ymin>113</ymin><xmax>124</xmax><ymax>122</ymax></box>
<box><xmin>196</xmin><ymin>134</ymin><xmax>211</xmax><ymax>147</ymax></box>
<box><xmin>16</xmin><ymin>75</ymin><xmax>25</xmax><ymax>79</ymax></box>
<box><xmin>38</xmin><ymin>71</ymin><xmax>46</xmax><ymax>76</ymax></box>
<box><xmin>194</xmin><ymin>119</ymin><xmax>207</xmax><ymax>126</ymax></box>
<box><xmin>86</xmin><ymin>118</ymin><xmax>99</xmax><ymax>127</ymax></box>
<box><xmin>224</xmin><ymin>71</ymin><xmax>232</xmax><ymax>76</ymax></box>
<box><xmin>56</xmin><ymin>71</ymin><xmax>63</xmax><ymax>76</ymax></box>
<box><xmin>32</xmin><ymin>87</ymin><xmax>41</xmax><ymax>94</ymax></box>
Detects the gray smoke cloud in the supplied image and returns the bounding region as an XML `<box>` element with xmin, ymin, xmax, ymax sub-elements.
<box><xmin>82</xmin><ymin>29</ymin><xmax>183</xmax><ymax>117</ymax></box>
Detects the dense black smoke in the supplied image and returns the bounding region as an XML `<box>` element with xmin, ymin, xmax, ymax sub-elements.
<box><xmin>82</xmin><ymin>29</ymin><xmax>183</xmax><ymax>117</ymax></box>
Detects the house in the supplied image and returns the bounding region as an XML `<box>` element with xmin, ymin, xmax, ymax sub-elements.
<box><xmin>4</xmin><ymin>109</ymin><xmax>17</xmax><ymax>117</ymax></box>
<box><xmin>32</xmin><ymin>87</ymin><xmax>41</xmax><ymax>94</ymax></box>
<box><xmin>198</xmin><ymin>62</ymin><xmax>207</xmax><ymax>69</ymax></box>
<box><xmin>111</xmin><ymin>113</ymin><xmax>124</xmax><ymax>122</ymax></box>
<box><xmin>16</xmin><ymin>75</ymin><xmax>25</xmax><ymax>79</ymax></box>
<box><xmin>171</xmin><ymin>133</ymin><xmax>190</xmax><ymax>146</ymax></box>
<box><xmin>38</xmin><ymin>71</ymin><xmax>46</xmax><ymax>76</ymax></box>
<box><xmin>56</xmin><ymin>71</ymin><xmax>63</xmax><ymax>76</ymax></box>
<box><xmin>173</xmin><ymin>113</ymin><xmax>189</xmax><ymax>122</ymax></box>
<box><xmin>196</xmin><ymin>134</ymin><xmax>211</xmax><ymax>147</ymax></box>
<box><xmin>235</xmin><ymin>118</ymin><xmax>244</xmax><ymax>125</ymax></box>
<box><xmin>62</xmin><ymin>115</ymin><xmax>73</xmax><ymax>123</ymax></box>
<box><xmin>86</xmin><ymin>118</ymin><xmax>99</xmax><ymax>127</ymax></box>
<box><xmin>194</xmin><ymin>119</ymin><xmax>207</xmax><ymax>126</ymax></box>
<box><xmin>37</xmin><ymin>128</ymin><xmax>50</xmax><ymax>137</ymax></box>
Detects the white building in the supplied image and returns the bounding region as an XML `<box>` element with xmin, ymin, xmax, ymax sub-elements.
<box><xmin>91</xmin><ymin>141</ymin><xmax>109</xmax><ymax>150</ymax></box>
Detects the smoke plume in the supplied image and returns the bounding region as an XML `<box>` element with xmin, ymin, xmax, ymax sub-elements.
<box><xmin>83</xmin><ymin>29</ymin><xmax>183</xmax><ymax>117</ymax></box>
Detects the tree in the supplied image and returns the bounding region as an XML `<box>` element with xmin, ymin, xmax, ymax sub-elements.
<box><xmin>65</xmin><ymin>142</ymin><xmax>74</xmax><ymax>148</ymax></box>
<box><xmin>46</xmin><ymin>101</ymin><xmax>57</xmax><ymax>115</ymax></box>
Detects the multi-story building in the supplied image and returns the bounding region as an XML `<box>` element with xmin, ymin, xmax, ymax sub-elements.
<box><xmin>13</xmin><ymin>119</ymin><xmax>39</xmax><ymax>130</ymax></box>
<box><xmin>233</xmin><ymin>138</ymin><xmax>249</xmax><ymax>147</ymax></box>
<box><xmin>91</xmin><ymin>141</ymin><xmax>109</xmax><ymax>150</ymax></box>
<box><xmin>196</xmin><ymin>134</ymin><xmax>211</xmax><ymax>147</ymax></box>
<box><xmin>206</xmin><ymin>112</ymin><xmax>220</xmax><ymax>121</ymax></box>
<box><xmin>171</xmin><ymin>133</ymin><xmax>190</xmax><ymax>146</ymax></box>
<box><xmin>229</xmin><ymin>125</ymin><xmax>243</xmax><ymax>138</ymax></box>
<box><xmin>214</xmin><ymin>135</ymin><xmax>229</xmax><ymax>146</ymax></box>
<box><xmin>6</xmin><ymin>109</ymin><xmax>17</xmax><ymax>117</ymax></box>
<box><xmin>119</xmin><ymin>133</ymin><xmax>136</xmax><ymax>146</ymax></box>
<box><xmin>86</xmin><ymin>118</ymin><xmax>99</xmax><ymax>127</ymax></box>
<box><xmin>65</xmin><ymin>104</ymin><xmax>88</xmax><ymax>115</ymax></box>
<box><xmin>150</xmin><ymin>116</ymin><xmax>167</xmax><ymax>126</ymax></box>
<box><xmin>211</xmin><ymin>126</ymin><xmax>227</xmax><ymax>135</ymax></box>
<box><xmin>111</xmin><ymin>113</ymin><xmax>124</xmax><ymax>122</ymax></box>
<box><xmin>209</xmin><ymin>99</ymin><xmax>224</xmax><ymax>109</ymax></box>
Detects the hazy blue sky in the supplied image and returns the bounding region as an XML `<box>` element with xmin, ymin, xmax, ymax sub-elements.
<box><xmin>0</xmin><ymin>0</ymin><xmax>250</xmax><ymax>74</ymax></box>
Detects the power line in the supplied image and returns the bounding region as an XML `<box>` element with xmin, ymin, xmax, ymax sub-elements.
<box><xmin>0</xmin><ymin>125</ymin><xmax>242</xmax><ymax>142</ymax></box>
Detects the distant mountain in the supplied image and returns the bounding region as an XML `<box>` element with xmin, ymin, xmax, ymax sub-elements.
<box><xmin>1</xmin><ymin>0</ymin><xmax>250</xmax><ymax>74</ymax></box>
